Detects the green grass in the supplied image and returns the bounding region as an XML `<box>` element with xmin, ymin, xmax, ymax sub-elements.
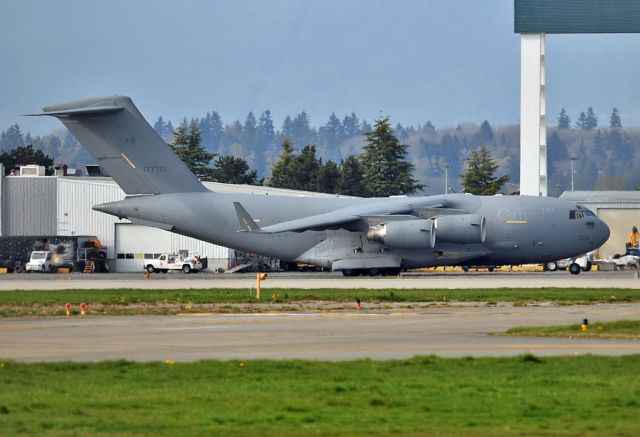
<box><xmin>505</xmin><ymin>320</ymin><xmax>640</xmax><ymax>340</ymax></box>
<box><xmin>1</xmin><ymin>288</ymin><xmax>639</xmax><ymax>316</ymax></box>
<box><xmin>0</xmin><ymin>356</ymin><xmax>639</xmax><ymax>435</ymax></box>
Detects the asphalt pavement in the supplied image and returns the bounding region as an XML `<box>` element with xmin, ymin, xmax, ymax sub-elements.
<box><xmin>1</xmin><ymin>304</ymin><xmax>639</xmax><ymax>361</ymax></box>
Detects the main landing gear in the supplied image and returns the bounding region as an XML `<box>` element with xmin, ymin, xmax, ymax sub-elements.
<box><xmin>341</xmin><ymin>268</ymin><xmax>402</xmax><ymax>277</ymax></box>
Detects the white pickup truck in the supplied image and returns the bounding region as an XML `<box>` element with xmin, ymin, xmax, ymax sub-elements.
<box><xmin>144</xmin><ymin>253</ymin><xmax>203</xmax><ymax>274</ymax></box>
<box><xmin>26</xmin><ymin>251</ymin><xmax>54</xmax><ymax>273</ymax></box>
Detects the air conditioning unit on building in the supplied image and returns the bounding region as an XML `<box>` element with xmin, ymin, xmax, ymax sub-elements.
<box><xmin>19</xmin><ymin>165</ymin><xmax>46</xmax><ymax>177</ymax></box>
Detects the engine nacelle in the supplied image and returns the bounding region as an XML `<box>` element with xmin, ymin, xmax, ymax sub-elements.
<box><xmin>435</xmin><ymin>214</ymin><xmax>486</xmax><ymax>244</ymax></box>
<box><xmin>366</xmin><ymin>219</ymin><xmax>436</xmax><ymax>249</ymax></box>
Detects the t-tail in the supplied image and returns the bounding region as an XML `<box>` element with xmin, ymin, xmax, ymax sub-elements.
<box><xmin>30</xmin><ymin>96</ymin><xmax>206</xmax><ymax>195</ymax></box>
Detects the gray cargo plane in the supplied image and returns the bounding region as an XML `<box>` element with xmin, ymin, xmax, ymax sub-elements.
<box><xmin>32</xmin><ymin>96</ymin><xmax>610</xmax><ymax>275</ymax></box>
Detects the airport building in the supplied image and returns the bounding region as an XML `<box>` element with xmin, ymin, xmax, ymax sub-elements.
<box><xmin>0</xmin><ymin>164</ymin><xmax>337</xmax><ymax>272</ymax></box>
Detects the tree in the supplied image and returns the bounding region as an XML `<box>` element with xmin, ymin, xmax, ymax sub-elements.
<box><xmin>242</xmin><ymin>112</ymin><xmax>257</xmax><ymax>148</ymax></box>
<box><xmin>257</xmin><ymin>110</ymin><xmax>275</xmax><ymax>148</ymax></box>
<box><xmin>585</xmin><ymin>107</ymin><xmax>598</xmax><ymax>130</ymax></box>
<box><xmin>610</xmin><ymin>108</ymin><xmax>622</xmax><ymax>129</ymax></box>
<box><xmin>294</xmin><ymin>145</ymin><xmax>320</xmax><ymax>191</ymax></box>
<box><xmin>558</xmin><ymin>108</ymin><xmax>571</xmax><ymax>129</ymax></box>
<box><xmin>170</xmin><ymin>119</ymin><xmax>215</xmax><ymax>179</ymax></box>
<box><xmin>317</xmin><ymin>159</ymin><xmax>340</xmax><ymax>194</ymax></box>
<box><xmin>200</xmin><ymin>111</ymin><xmax>224</xmax><ymax>151</ymax></box>
<box><xmin>360</xmin><ymin>117</ymin><xmax>423</xmax><ymax>197</ymax></box>
<box><xmin>0</xmin><ymin>144</ymin><xmax>54</xmax><ymax>175</ymax></box>
<box><xmin>342</xmin><ymin>113</ymin><xmax>361</xmax><ymax>137</ymax></box>
<box><xmin>337</xmin><ymin>155</ymin><xmax>366</xmax><ymax>196</ymax></box>
<box><xmin>473</xmin><ymin>120</ymin><xmax>494</xmax><ymax>145</ymax></box>
<box><xmin>212</xmin><ymin>155</ymin><xmax>258</xmax><ymax>185</ymax></box>
<box><xmin>267</xmin><ymin>138</ymin><xmax>298</xmax><ymax>189</ymax></box>
<box><xmin>461</xmin><ymin>146</ymin><xmax>509</xmax><ymax>195</ymax></box>
<box><xmin>575</xmin><ymin>112</ymin><xmax>587</xmax><ymax>129</ymax></box>
<box><xmin>0</xmin><ymin>124</ymin><xmax>25</xmax><ymax>151</ymax></box>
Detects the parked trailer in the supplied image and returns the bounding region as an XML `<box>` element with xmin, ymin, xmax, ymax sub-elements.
<box><xmin>0</xmin><ymin>236</ymin><xmax>108</xmax><ymax>273</ymax></box>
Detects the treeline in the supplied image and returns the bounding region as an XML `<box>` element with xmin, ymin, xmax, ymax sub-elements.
<box><xmin>2</xmin><ymin>106</ymin><xmax>640</xmax><ymax>194</ymax></box>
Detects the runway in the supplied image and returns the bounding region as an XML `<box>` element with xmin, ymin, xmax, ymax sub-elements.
<box><xmin>2</xmin><ymin>304</ymin><xmax>639</xmax><ymax>361</ymax></box>
<box><xmin>2</xmin><ymin>270</ymin><xmax>640</xmax><ymax>290</ymax></box>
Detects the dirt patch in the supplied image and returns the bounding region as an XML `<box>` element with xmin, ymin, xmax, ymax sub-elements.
<box><xmin>0</xmin><ymin>300</ymin><xmax>516</xmax><ymax>317</ymax></box>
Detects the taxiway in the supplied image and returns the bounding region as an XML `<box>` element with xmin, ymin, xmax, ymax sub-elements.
<box><xmin>2</xmin><ymin>303</ymin><xmax>639</xmax><ymax>361</ymax></box>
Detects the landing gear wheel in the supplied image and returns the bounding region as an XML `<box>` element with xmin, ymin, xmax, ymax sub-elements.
<box><xmin>146</xmin><ymin>265</ymin><xmax>155</xmax><ymax>273</ymax></box>
<box><xmin>569</xmin><ymin>263</ymin><xmax>581</xmax><ymax>275</ymax></box>
<box><xmin>342</xmin><ymin>269</ymin><xmax>355</xmax><ymax>277</ymax></box>
<box><xmin>368</xmin><ymin>268</ymin><xmax>380</xmax><ymax>276</ymax></box>
<box><xmin>582</xmin><ymin>261</ymin><xmax>593</xmax><ymax>272</ymax></box>
<box><xmin>545</xmin><ymin>261</ymin><xmax>558</xmax><ymax>272</ymax></box>
<box><xmin>462</xmin><ymin>266</ymin><xmax>469</xmax><ymax>272</ymax></box>
<box><xmin>182</xmin><ymin>264</ymin><xmax>191</xmax><ymax>274</ymax></box>
<box><xmin>162</xmin><ymin>269</ymin><xmax>168</xmax><ymax>274</ymax></box>
<box><xmin>487</xmin><ymin>266</ymin><xmax>495</xmax><ymax>272</ymax></box>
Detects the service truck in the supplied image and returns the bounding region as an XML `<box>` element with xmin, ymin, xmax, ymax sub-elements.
<box><xmin>144</xmin><ymin>253</ymin><xmax>203</xmax><ymax>274</ymax></box>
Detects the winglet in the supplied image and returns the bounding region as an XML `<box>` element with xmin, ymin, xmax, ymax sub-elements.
<box><xmin>233</xmin><ymin>202</ymin><xmax>262</xmax><ymax>233</ymax></box>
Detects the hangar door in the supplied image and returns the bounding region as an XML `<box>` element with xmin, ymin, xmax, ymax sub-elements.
<box><xmin>115</xmin><ymin>224</ymin><xmax>172</xmax><ymax>272</ymax></box>
<box><xmin>597</xmin><ymin>209</ymin><xmax>638</xmax><ymax>259</ymax></box>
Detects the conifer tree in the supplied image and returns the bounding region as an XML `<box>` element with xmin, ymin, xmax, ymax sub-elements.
<box><xmin>338</xmin><ymin>155</ymin><xmax>366</xmax><ymax>196</ymax></box>
<box><xmin>212</xmin><ymin>155</ymin><xmax>258</xmax><ymax>185</ymax></box>
<box><xmin>171</xmin><ymin>119</ymin><xmax>215</xmax><ymax>179</ymax></box>
<box><xmin>461</xmin><ymin>146</ymin><xmax>509</xmax><ymax>195</ymax></box>
<box><xmin>360</xmin><ymin>117</ymin><xmax>423</xmax><ymax>197</ymax></box>
<box><xmin>610</xmin><ymin>108</ymin><xmax>622</xmax><ymax>129</ymax></box>
<box><xmin>267</xmin><ymin>138</ymin><xmax>298</xmax><ymax>189</ymax></box>
<box><xmin>557</xmin><ymin>108</ymin><xmax>571</xmax><ymax>129</ymax></box>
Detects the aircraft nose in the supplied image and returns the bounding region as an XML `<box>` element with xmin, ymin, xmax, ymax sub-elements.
<box><xmin>595</xmin><ymin>217</ymin><xmax>611</xmax><ymax>247</ymax></box>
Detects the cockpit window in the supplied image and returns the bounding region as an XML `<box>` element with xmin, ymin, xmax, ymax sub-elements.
<box><xmin>570</xmin><ymin>206</ymin><xmax>596</xmax><ymax>219</ymax></box>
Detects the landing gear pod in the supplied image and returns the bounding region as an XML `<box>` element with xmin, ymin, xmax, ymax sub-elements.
<box><xmin>435</xmin><ymin>214</ymin><xmax>486</xmax><ymax>244</ymax></box>
<box><xmin>367</xmin><ymin>219</ymin><xmax>436</xmax><ymax>249</ymax></box>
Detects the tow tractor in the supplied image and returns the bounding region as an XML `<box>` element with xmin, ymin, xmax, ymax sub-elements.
<box><xmin>26</xmin><ymin>251</ymin><xmax>54</xmax><ymax>273</ymax></box>
<box><xmin>144</xmin><ymin>253</ymin><xmax>203</xmax><ymax>274</ymax></box>
<box><xmin>544</xmin><ymin>252</ymin><xmax>594</xmax><ymax>275</ymax></box>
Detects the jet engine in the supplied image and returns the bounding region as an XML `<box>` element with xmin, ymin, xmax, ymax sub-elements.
<box><xmin>366</xmin><ymin>219</ymin><xmax>436</xmax><ymax>249</ymax></box>
<box><xmin>435</xmin><ymin>214</ymin><xmax>486</xmax><ymax>244</ymax></box>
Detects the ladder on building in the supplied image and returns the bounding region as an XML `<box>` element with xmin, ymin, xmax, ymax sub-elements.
<box><xmin>83</xmin><ymin>261</ymin><xmax>95</xmax><ymax>273</ymax></box>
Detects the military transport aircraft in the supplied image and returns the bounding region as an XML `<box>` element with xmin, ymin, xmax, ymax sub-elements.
<box><xmin>32</xmin><ymin>96</ymin><xmax>610</xmax><ymax>275</ymax></box>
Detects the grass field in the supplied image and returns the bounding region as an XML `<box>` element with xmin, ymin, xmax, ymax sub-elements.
<box><xmin>1</xmin><ymin>287</ymin><xmax>640</xmax><ymax>316</ymax></box>
<box><xmin>0</xmin><ymin>355</ymin><xmax>639</xmax><ymax>436</ymax></box>
<box><xmin>505</xmin><ymin>320</ymin><xmax>640</xmax><ymax>340</ymax></box>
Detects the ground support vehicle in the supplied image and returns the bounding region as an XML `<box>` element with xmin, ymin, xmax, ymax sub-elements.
<box><xmin>144</xmin><ymin>253</ymin><xmax>203</xmax><ymax>274</ymax></box>
<box><xmin>25</xmin><ymin>251</ymin><xmax>54</xmax><ymax>272</ymax></box>
<box><xmin>544</xmin><ymin>252</ymin><xmax>594</xmax><ymax>275</ymax></box>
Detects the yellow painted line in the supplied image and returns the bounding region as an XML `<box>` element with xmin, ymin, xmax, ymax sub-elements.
<box><xmin>506</xmin><ymin>220</ymin><xmax>528</xmax><ymax>224</ymax></box>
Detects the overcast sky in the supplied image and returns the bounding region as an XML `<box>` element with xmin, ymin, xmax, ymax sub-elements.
<box><xmin>2</xmin><ymin>0</ymin><xmax>640</xmax><ymax>135</ymax></box>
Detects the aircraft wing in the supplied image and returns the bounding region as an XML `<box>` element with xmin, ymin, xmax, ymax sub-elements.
<box><xmin>235</xmin><ymin>199</ymin><xmax>446</xmax><ymax>234</ymax></box>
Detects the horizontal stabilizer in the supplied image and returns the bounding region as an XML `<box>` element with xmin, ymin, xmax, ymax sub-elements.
<box><xmin>233</xmin><ymin>202</ymin><xmax>262</xmax><ymax>232</ymax></box>
<box><xmin>26</xmin><ymin>106</ymin><xmax>124</xmax><ymax>117</ymax></box>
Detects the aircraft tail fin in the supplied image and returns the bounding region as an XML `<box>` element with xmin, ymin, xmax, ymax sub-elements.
<box><xmin>233</xmin><ymin>202</ymin><xmax>263</xmax><ymax>233</ymax></box>
<box><xmin>30</xmin><ymin>96</ymin><xmax>207</xmax><ymax>195</ymax></box>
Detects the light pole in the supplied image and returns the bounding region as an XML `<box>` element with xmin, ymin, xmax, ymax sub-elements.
<box><xmin>443</xmin><ymin>164</ymin><xmax>450</xmax><ymax>195</ymax></box>
<box><xmin>570</xmin><ymin>156</ymin><xmax>577</xmax><ymax>191</ymax></box>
